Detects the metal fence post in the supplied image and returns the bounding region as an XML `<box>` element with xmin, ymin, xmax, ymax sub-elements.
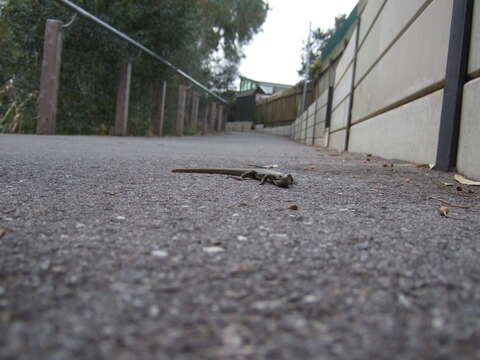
<box><xmin>37</xmin><ymin>19</ymin><xmax>64</xmax><ymax>134</ymax></box>
<box><xmin>114</xmin><ymin>62</ymin><xmax>132</xmax><ymax>136</ymax></box>
<box><xmin>175</xmin><ymin>84</ymin><xmax>187</xmax><ymax>136</ymax></box>
<box><xmin>152</xmin><ymin>80</ymin><xmax>167</xmax><ymax>136</ymax></box>
<box><xmin>435</xmin><ymin>0</ymin><xmax>474</xmax><ymax>171</ymax></box>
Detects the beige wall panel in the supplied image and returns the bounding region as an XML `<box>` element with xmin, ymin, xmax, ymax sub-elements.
<box><xmin>331</xmin><ymin>98</ymin><xmax>349</xmax><ymax>131</ymax></box>
<box><xmin>329</xmin><ymin>130</ymin><xmax>347</xmax><ymax>152</ymax></box>
<box><xmin>333</xmin><ymin>65</ymin><xmax>353</xmax><ymax>109</ymax></box>
<box><xmin>353</xmin><ymin>0</ymin><xmax>452</xmax><ymax>122</ymax></box>
<box><xmin>313</xmin><ymin>130</ymin><xmax>327</xmax><ymax>147</ymax></box>
<box><xmin>349</xmin><ymin>89</ymin><xmax>443</xmax><ymax>164</ymax></box>
<box><xmin>316</xmin><ymin>104</ymin><xmax>327</xmax><ymax>124</ymax></box>
<box><xmin>468</xmin><ymin>0</ymin><xmax>480</xmax><ymax>75</ymax></box>
<box><xmin>335</xmin><ymin>28</ymin><xmax>357</xmax><ymax>80</ymax></box>
<box><xmin>314</xmin><ymin>121</ymin><xmax>326</xmax><ymax>139</ymax></box>
<box><xmin>358</xmin><ymin>0</ymin><xmax>386</xmax><ymax>44</ymax></box>
<box><xmin>308</xmin><ymin>101</ymin><xmax>316</xmax><ymax>118</ymax></box>
<box><xmin>306</xmin><ymin>123</ymin><xmax>314</xmax><ymax>143</ymax></box>
<box><xmin>457</xmin><ymin>78</ymin><xmax>480</xmax><ymax>180</ymax></box>
<box><xmin>318</xmin><ymin>88</ymin><xmax>329</xmax><ymax>108</ymax></box>
<box><xmin>357</xmin><ymin>0</ymin><xmax>431</xmax><ymax>82</ymax></box>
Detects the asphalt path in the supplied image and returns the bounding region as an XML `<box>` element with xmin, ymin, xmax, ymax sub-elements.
<box><xmin>1</xmin><ymin>132</ymin><xmax>480</xmax><ymax>359</ymax></box>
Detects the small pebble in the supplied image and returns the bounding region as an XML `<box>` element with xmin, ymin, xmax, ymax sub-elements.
<box><xmin>151</xmin><ymin>250</ymin><xmax>169</xmax><ymax>258</ymax></box>
<box><xmin>203</xmin><ymin>246</ymin><xmax>225</xmax><ymax>254</ymax></box>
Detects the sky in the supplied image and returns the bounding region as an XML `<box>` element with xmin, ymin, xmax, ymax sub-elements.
<box><xmin>238</xmin><ymin>0</ymin><xmax>358</xmax><ymax>86</ymax></box>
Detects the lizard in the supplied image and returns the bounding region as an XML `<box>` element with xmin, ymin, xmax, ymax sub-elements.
<box><xmin>171</xmin><ymin>168</ymin><xmax>294</xmax><ymax>188</ymax></box>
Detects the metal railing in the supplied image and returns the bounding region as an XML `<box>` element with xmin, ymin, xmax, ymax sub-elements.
<box><xmin>32</xmin><ymin>0</ymin><xmax>229</xmax><ymax>136</ymax></box>
<box><xmin>55</xmin><ymin>0</ymin><xmax>227</xmax><ymax>104</ymax></box>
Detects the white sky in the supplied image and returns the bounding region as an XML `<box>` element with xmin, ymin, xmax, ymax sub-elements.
<box><xmin>238</xmin><ymin>0</ymin><xmax>358</xmax><ymax>86</ymax></box>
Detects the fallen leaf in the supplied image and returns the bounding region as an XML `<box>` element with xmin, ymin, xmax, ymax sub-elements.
<box><xmin>455</xmin><ymin>174</ymin><xmax>480</xmax><ymax>186</ymax></box>
<box><xmin>372</xmin><ymin>188</ymin><xmax>380</xmax><ymax>192</ymax></box>
<box><xmin>0</xmin><ymin>227</ymin><xmax>7</xmax><ymax>238</ymax></box>
<box><xmin>383</xmin><ymin>162</ymin><xmax>394</xmax><ymax>168</ymax></box>
<box><xmin>438</xmin><ymin>206</ymin><xmax>449</xmax><ymax>217</ymax></box>
<box><xmin>416</xmin><ymin>163</ymin><xmax>435</xmax><ymax>169</ymax></box>
<box><xmin>236</xmin><ymin>264</ymin><xmax>254</xmax><ymax>272</ymax></box>
<box><xmin>303</xmin><ymin>165</ymin><xmax>318</xmax><ymax>171</ymax></box>
<box><xmin>288</xmin><ymin>204</ymin><xmax>299</xmax><ymax>210</ymax></box>
<box><xmin>404</xmin><ymin>178</ymin><xmax>411</xmax><ymax>183</ymax></box>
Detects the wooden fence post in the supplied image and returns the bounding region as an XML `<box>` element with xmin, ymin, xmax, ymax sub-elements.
<box><xmin>216</xmin><ymin>104</ymin><xmax>224</xmax><ymax>132</ymax></box>
<box><xmin>202</xmin><ymin>101</ymin><xmax>210</xmax><ymax>135</ymax></box>
<box><xmin>191</xmin><ymin>92</ymin><xmax>200</xmax><ymax>132</ymax></box>
<box><xmin>209</xmin><ymin>102</ymin><xmax>217</xmax><ymax>132</ymax></box>
<box><xmin>175</xmin><ymin>85</ymin><xmax>187</xmax><ymax>136</ymax></box>
<box><xmin>152</xmin><ymin>80</ymin><xmax>167</xmax><ymax>136</ymax></box>
<box><xmin>37</xmin><ymin>19</ymin><xmax>63</xmax><ymax>134</ymax></box>
<box><xmin>114</xmin><ymin>62</ymin><xmax>132</xmax><ymax>136</ymax></box>
<box><xmin>184</xmin><ymin>89</ymin><xmax>191</xmax><ymax>130</ymax></box>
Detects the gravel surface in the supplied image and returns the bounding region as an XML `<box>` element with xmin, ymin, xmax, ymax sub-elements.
<box><xmin>1</xmin><ymin>132</ymin><xmax>480</xmax><ymax>360</ymax></box>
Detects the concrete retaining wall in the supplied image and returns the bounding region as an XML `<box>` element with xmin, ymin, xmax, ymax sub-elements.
<box><xmin>457</xmin><ymin>1</ymin><xmax>480</xmax><ymax>180</ymax></box>
<box><xmin>291</xmin><ymin>86</ymin><xmax>330</xmax><ymax>145</ymax></box>
<box><xmin>287</xmin><ymin>0</ymin><xmax>479</xmax><ymax>179</ymax></box>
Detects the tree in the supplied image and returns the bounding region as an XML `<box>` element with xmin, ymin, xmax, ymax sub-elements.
<box><xmin>298</xmin><ymin>14</ymin><xmax>347</xmax><ymax>77</ymax></box>
<box><xmin>0</xmin><ymin>0</ymin><xmax>268</xmax><ymax>134</ymax></box>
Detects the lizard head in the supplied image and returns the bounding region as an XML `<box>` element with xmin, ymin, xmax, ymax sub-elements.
<box><xmin>273</xmin><ymin>174</ymin><xmax>294</xmax><ymax>188</ymax></box>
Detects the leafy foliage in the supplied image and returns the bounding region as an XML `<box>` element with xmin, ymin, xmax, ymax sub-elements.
<box><xmin>298</xmin><ymin>14</ymin><xmax>347</xmax><ymax>77</ymax></box>
<box><xmin>0</xmin><ymin>0</ymin><xmax>268</xmax><ymax>134</ymax></box>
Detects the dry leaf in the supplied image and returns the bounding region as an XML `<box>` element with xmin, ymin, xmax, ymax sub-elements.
<box><xmin>303</xmin><ymin>165</ymin><xmax>318</xmax><ymax>171</ymax></box>
<box><xmin>288</xmin><ymin>204</ymin><xmax>299</xmax><ymax>210</ymax></box>
<box><xmin>372</xmin><ymin>188</ymin><xmax>380</xmax><ymax>193</ymax></box>
<box><xmin>238</xmin><ymin>202</ymin><xmax>252</xmax><ymax>207</ymax></box>
<box><xmin>454</xmin><ymin>174</ymin><xmax>480</xmax><ymax>186</ymax></box>
<box><xmin>416</xmin><ymin>163</ymin><xmax>435</xmax><ymax>169</ymax></box>
<box><xmin>0</xmin><ymin>227</ymin><xmax>7</xmax><ymax>238</ymax></box>
<box><xmin>438</xmin><ymin>206</ymin><xmax>449</xmax><ymax>217</ymax></box>
<box><xmin>383</xmin><ymin>162</ymin><xmax>394</xmax><ymax>168</ymax></box>
<box><xmin>404</xmin><ymin>178</ymin><xmax>411</xmax><ymax>183</ymax></box>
